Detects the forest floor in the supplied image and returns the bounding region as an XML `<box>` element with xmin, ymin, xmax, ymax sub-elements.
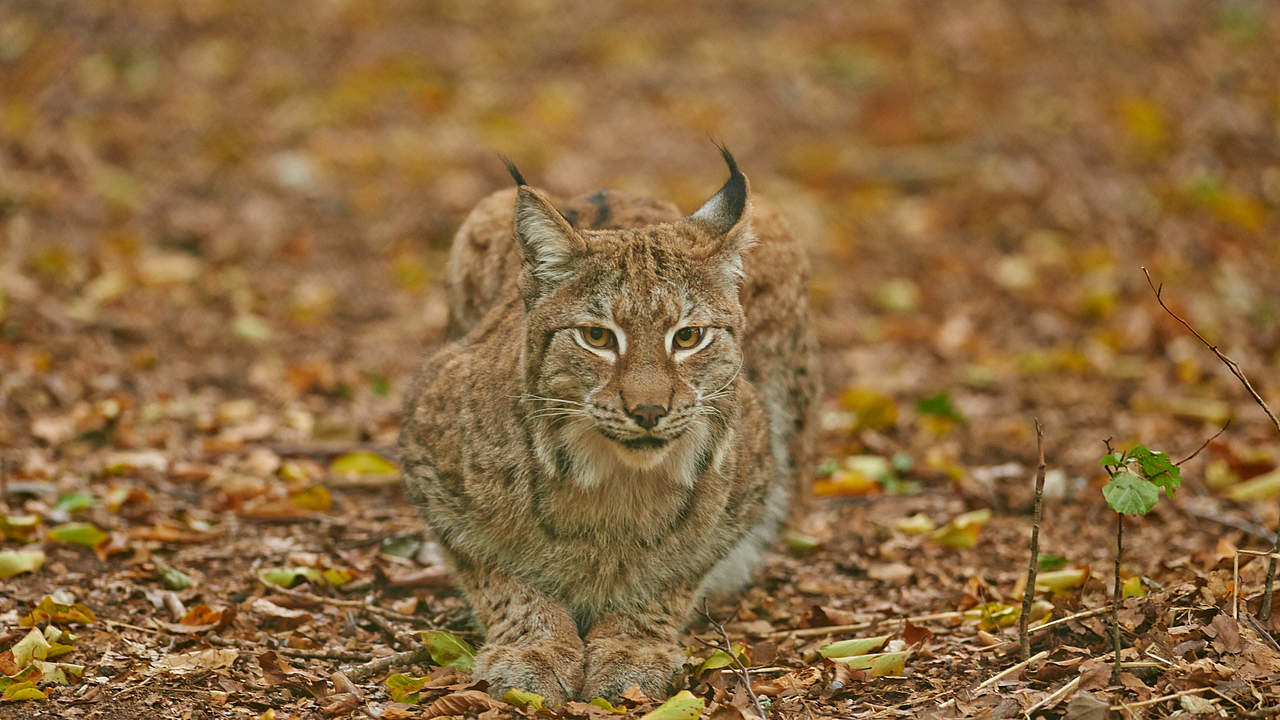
<box><xmin>2</xmin><ymin>1</ymin><xmax>1280</xmax><ymax>718</ymax></box>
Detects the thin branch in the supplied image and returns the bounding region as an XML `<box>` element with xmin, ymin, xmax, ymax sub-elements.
<box><xmin>257</xmin><ymin>578</ymin><xmax>427</xmax><ymax>625</ymax></box>
<box><xmin>1142</xmin><ymin>268</ymin><xmax>1279</xmax><ymax>434</ymax></box>
<box><xmin>1175</xmin><ymin>420</ymin><xmax>1230</xmax><ymax>466</ymax></box>
<box><xmin>1019</xmin><ymin>419</ymin><xmax>1047</xmax><ymax>660</ymax></box>
<box><xmin>701</xmin><ymin>601</ymin><xmax>766</xmax><ymax>720</ymax></box>
<box><xmin>1143</xmin><ymin>267</ymin><xmax>1280</xmax><ymax>621</ymax></box>
<box><xmin>341</xmin><ymin>646</ymin><xmax>433</xmax><ymax>682</ymax></box>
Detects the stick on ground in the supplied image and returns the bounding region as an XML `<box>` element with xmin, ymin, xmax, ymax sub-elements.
<box><xmin>1019</xmin><ymin>419</ymin><xmax>1047</xmax><ymax>660</ymax></box>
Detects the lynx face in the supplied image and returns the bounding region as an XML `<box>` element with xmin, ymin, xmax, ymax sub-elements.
<box><xmin>514</xmin><ymin>153</ymin><xmax>753</xmax><ymax>483</ymax></box>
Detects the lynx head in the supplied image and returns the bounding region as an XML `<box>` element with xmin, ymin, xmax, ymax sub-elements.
<box><xmin>511</xmin><ymin>148</ymin><xmax>754</xmax><ymax>486</ymax></box>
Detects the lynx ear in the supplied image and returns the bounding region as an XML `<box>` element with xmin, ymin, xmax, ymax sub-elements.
<box><xmin>689</xmin><ymin>145</ymin><xmax>754</xmax><ymax>280</ymax></box>
<box><xmin>501</xmin><ymin>158</ymin><xmax>587</xmax><ymax>295</ymax></box>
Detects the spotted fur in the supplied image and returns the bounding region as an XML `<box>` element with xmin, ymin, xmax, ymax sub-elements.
<box><xmin>400</xmin><ymin>149</ymin><xmax>819</xmax><ymax>702</ymax></box>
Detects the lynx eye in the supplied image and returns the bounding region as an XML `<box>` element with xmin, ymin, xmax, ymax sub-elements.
<box><xmin>672</xmin><ymin>327</ymin><xmax>705</xmax><ymax>350</ymax></box>
<box><xmin>579</xmin><ymin>326</ymin><xmax>616</xmax><ymax>349</ymax></box>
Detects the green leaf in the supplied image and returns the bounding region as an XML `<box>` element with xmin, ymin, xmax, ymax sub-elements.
<box><xmin>52</xmin><ymin>493</ymin><xmax>96</xmax><ymax>514</ymax></box>
<box><xmin>385</xmin><ymin>673</ymin><xmax>428</xmax><ymax>704</ymax></box>
<box><xmin>915</xmin><ymin>392</ymin><xmax>965</xmax><ymax>423</ymax></box>
<box><xmin>419</xmin><ymin>630</ymin><xmax>475</xmax><ymax>670</ymax></box>
<box><xmin>1</xmin><ymin>681</ymin><xmax>46</xmax><ymax>701</ymax></box>
<box><xmin>1037</xmin><ymin>553</ymin><xmax>1068</xmax><ymax>571</ymax></box>
<box><xmin>158</xmin><ymin>566</ymin><xmax>193</xmax><ymax>591</ymax></box>
<box><xmin>1099</xmin><ymin>453</ymin><xmax>1122</xmax><ymax>466</ymax></box>
<box><xmin>48</xmin><ymin>522</ymin><xmax>107</xmax><ymax>547</ymax></box>
<box><xmin>0</xmin><ymin>550</ymin><xmax>44</xmax><ymax>579</ymax></box>
<box><xmin>819</xmin><ymin>634</ymin><xmax>890</xmax><ymax>658</ymax></box>
<box><xmin>831</xmin><ymin>650</ymin><xmax>909</xmax><ymax>676</ymax></box>
<box><xmin>640</xmin><ymin>690</ymin><xmax>705</xmax><ymax>720</ymax></box>
<box><xmin>502</xmin><ymin>688</ymin><xmax>545</xmax><ymax>710</ymax></box>
<box><xmin>695</xmin><ymin>643</ymin><xmax>748</xmax><ymax>675</ymax></box>
<box><xmin>258</xmin><ymin>567</ymin><xmax>323</xmax><ymax>588</ymax></box>
<box><xmin>1130</xmin><ymin>446</ymin><xmax>1181</xmax><ymax>497</ymax></box>
<box><xmin>1103</xmin><ymin>471</ymin><xmax>1159</xmax><ymax>515</ymax></box>
<box><xmin>329</xmin><ymin>451</ymin><xmax>397</xmax><ymax>477</ymax></box>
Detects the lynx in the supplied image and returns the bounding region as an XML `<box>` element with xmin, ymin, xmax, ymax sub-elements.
<box><xmin>399</xmin><ymin>148</ymin><xmax>818</xmax><ymax>703</ymax></box>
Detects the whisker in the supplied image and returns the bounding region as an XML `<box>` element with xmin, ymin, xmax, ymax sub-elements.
<box><xmin>515</xmin><ymin>394</ymin><xmax>592</xmax><ymax>407</ymax></box>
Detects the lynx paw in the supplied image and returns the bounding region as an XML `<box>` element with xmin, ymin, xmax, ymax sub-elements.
<box><xmin>474</xmin><ymin>639</ymin><xmax>585</xmax><ymax>705</ymax></box>
<box><xmin>581</xmin><ymin>637</ymin><xmax>682</xmax><ymax>701</ymax></box>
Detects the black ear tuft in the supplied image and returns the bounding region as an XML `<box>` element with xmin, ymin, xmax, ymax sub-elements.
<box><xmin>498</xmin><ymin>154</ymin><xmax>528</xmax><ymax>187</ymax></box>
<box><xmin>712</xmin><ymin>140</ymin><xmax>740</xmax><ymax>178</ymax></box>
<box><xmin>689</xmin><ymin>143</ymin><xmax>749</xmax><ymax>235</ymax></box>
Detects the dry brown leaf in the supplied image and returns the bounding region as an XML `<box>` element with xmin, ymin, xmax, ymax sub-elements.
<box><xmin>422</xmin><ymin>690</ymin><xmax>504</xmax><ymax>718</ymax></box>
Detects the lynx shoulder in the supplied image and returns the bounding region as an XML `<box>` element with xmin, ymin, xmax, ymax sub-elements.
<box><xmin>399</xmin><ymin>148</ymin><xmax>818</xmax><ymax>702</ymax></box>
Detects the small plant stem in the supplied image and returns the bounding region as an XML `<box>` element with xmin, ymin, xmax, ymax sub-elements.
<box><xmin>1112</xmin><ymin>510</ymin><xmax>1124</xmax><ymax>685</ymax></box>
<box><xmin>1019</xmin><ymin>419</ymin><xmax>1046</xmax><ymax>660</ymax></box>
<box><xmin>1262</xmin><ymin>516</ymin><xmax>1280</xmax><ymax>622</ymax></box>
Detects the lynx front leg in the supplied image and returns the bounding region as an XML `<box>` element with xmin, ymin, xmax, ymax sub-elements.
<box><xmin>581</xmin><ymin>588</ymin><xmax>696</xmax><ymax>701</ymax></box>
<box><xmin>459</xmin><ymin>567</ymin><xmax>585</xmax><ymax>704</ymax></box>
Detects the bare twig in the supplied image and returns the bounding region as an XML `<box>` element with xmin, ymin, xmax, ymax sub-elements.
<box><xmin>1175</xmin><ymin>420</ymin><xmax>1230</xmax><ymax>466</ymax></box>
<box><xmin>205</xmin><ymin>634</ymin><xmax>371</xmax><ymax>662</ymax></box>
<box><xmin>1024</xmin><ymin>676</ymin><xmax>1081</xmax><ymax>716</ymax></box>
<box><xmin>1143</xmin><ymin>267</ymin><xmax>1280</xmax><ymax>621</ymax></box>
<box><xmin>341</xmin><ymin>646</ymin><xmax>433</xmax><ymax>682</ymax></box>
<box><xmin>700</xmin><ymin>601</ymin><xmax>766</xmax><ymax>720</ymax></box>
<box><xmin>257</xmin><ymin>579</ymin><xmax>425</xmax><ymax>625</ymax></box>
<box><xmin>1019</xmin><ymin>419</ymin><xmax>1047</xmax><ymax>660</ymax></box>
<box><xmin>1142</xmin><ymin>268</ymin><xmax>1280</xmax><ymax>435</ymax></box>
<box><xmin>765</xmin><ymin>610</ymin><xmax>962</xmax><ymax>639</ymax></box>
<box><xmin>974</xmin><ymin>649</ymin><xmax>1048</xmax><ymax>692</ymax></box>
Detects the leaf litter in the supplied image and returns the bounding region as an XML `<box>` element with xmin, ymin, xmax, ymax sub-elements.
<box><xmin>2</xmin><ymin>0</ymin><xmax>1280</xmax><ymax>718</ymax></box>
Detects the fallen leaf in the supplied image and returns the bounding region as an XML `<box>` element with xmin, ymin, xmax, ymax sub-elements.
<box><xmin>820</xmin><ymin>636</ymin><xmax>891</xmax><ymax>660</ymax></box>
<box><xmin>422</xmin><ymin>689</ymin><xmax>501</xmax><ymax>718</ymax></box>
<box><xmin>0</xmin><ymin>550</ymin><xmax>45</xmax><ymax>579</ymax></box>
<box><xmin>503</xmin><ymin>688</ymin><xmax>545</xmax><ymax>710</ymax></box>
<box><xmin>19</xmin><ymin>596</ymin><xmax>96</xmax><ymax>626</ymax></box>
<box><xmin>47</xmin><ymin>522</ymin><xmax>107</xmax><ymax>547</ymax></box>
<box><xmin>929</xmin><ymin>509</ymin><xmax>991</xmax><ymax>548</ymax></box>
<box><xmin>640</xmin><ymin>690</ymin><xmax>705</xmax><ymax>720</ymax></box>
<box><xmin>419</xmin><ymin>630</ymin><xmax>476</xmax><ymax>670</ymax></box>
<box><xmin>329</xmin><ymin>451</ymin><xmax>397</xmax><ymax>477</ymax></box>
<box><xmin>151</xmin><ymin>648</ymin><xmax>239</xmax><ymax>675</ymax></box>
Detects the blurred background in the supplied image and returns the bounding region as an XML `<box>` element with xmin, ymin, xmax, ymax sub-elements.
<box><xmin>2</xmin><ymin>0</ymin><xmax>1278</xmax><ymax>482</ymax></box>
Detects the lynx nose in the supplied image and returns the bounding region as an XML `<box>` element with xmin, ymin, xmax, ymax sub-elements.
<box><xmin>629</xmin><ymin>404</ymin><xmax>667</xmax><ymax>430</ymax></box>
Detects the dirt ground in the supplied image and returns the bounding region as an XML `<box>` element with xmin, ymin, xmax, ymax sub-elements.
<box><xmin>2</xmin><ymin>0</ymin><xmax>1280</xmax><ymax>718</ymax></box>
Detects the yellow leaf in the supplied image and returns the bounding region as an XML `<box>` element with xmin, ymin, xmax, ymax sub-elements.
<box><xmin>1122</xmin><ymin>576</ymin><xmax>1147</xmax><ymax>598</ymax></box>
<box><xmin>1227</xmin><ymin>468</ymin><xmax>1280</xmax><ymax>502</ymax></box>
<box><xmin>838</xmin><ymin>387</ymin><xmax>899</xmax><ymax>431</ymax></box>
<box><xmin>0</xmin><ymin>549</ymin><xmax>44</xmax><ymax>579</ymax></box>
<box><xmin>1035</xmin><ymin>567</ymin><xmax>1089</xmax><ymax>594</ymax></box>
<box><xmin>640</xmin><ymin>690</ymin><xmax>705</xmax><ymax>720</ymax></box>
<box><xmin>894</xmin><ymin>513</ymin><xmax>936</xmax><ymax>534</ymax></box>
<box><xmin>289</xmin><ymin>485</ymin><xmax>332</xmax><ymax>511</ymax></box>
<box><xmin>329</xmin><ymin>451</ymin><xmax>396</xmax><ymax>477</ymax></box>
<box><xmin>502</xmin><ymin>688</ymin><xmax>544</xmax><ymax>710</ymax></box>
<box><xmin>929</xmin><ymin>509</ymin><xmax>991</xmax><ymax>548</ymax></box>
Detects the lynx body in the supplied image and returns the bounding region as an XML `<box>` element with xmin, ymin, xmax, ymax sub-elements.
<box><xmin>399</xmin><ymin>150</ymin><xmax>818</xmax><ymax>702</ymax></box>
